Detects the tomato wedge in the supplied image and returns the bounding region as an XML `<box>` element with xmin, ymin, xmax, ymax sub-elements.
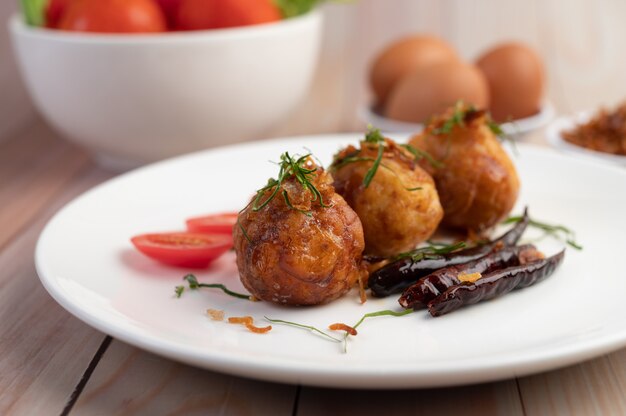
<box><xmin>186</xmin><ymin>212</ymin><xmax>238</xmax><ymax>235</ymax></box>
<box><xmin>131</xmin><ymin>232</ymin><xmax>232</xmax><ymax>268</ymax></box>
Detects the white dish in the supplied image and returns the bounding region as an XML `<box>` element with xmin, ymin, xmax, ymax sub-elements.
<box><xmin>546</xmin><ymin>112</ymin><xmax>626</xmax><ymax>167</ymax></box>
<box><xmin>10</xmin><ymin>11</ymin><xmax>322</xmax><ymax>170</ymax></box>
<box><xmin>360</xmin><ymin>102</ymin><xmax>555</xmax><ymax>138</ymax></box>
<box><xmin>36</xmin><ymin>134</ymin><xmax>626</xmax><ymax>389</ymax></box>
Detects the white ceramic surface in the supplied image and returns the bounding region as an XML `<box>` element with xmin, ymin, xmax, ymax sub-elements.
<box><xmin>546</xmin><ymin>112</ymin><xmax>626</xmax><ymax>167</ymax></box>
<box><xmin>9</xmin><ymin>13</ymin><xmax>322</xmax><ymax>169</ymax></box>
<box><xmin>360</xmin><ymin>102</ymin><xmax>555</xmax><ymax>138</ymax></box>
<box><xmin>36</xmin><ymin>134</ymin><xmax>626</xmax><ymax>389</ymax></box>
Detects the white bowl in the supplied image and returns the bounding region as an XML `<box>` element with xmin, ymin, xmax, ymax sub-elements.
<box><xmin>360</xmin><ymin>101</ymin><xmax>555</xmax><ymax>138</ymax></box>
<box><xmin>9</xmin><ymin>12</ymin><xmax>322</xmax><ymax>170</ymax></box>
<box><xmin>546</xmin><ymin>112</ymin><xmax>626</xmax><ymax>167</ymax></box>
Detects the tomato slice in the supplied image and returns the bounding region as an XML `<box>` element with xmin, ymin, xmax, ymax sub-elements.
<box><xmin>186</xmin><ymin>212</ymin><xmax>239</xmax><ymax>235</ymax></box>
<box><xmin>131</xmin><ymin>232</ymin><xmax>232</xmax><ymax>268</ymax></box>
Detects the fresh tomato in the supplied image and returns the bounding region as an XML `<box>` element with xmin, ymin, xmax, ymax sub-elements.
<box><xmin>175</xmin><ymin>0</ymin><xmax>282</xmax><ymax>31</ymax></box>
<box><xmin>186</xmin><ymin>212</ymin><xmax>239</xmax><ymax>235</ymax></box>
<box><xmin>131</xmin><ymin>232</ymin><xmax>232</xmax><ymax>268</ymax></box>
<box><xmin>45</xmin><ymin>0</ymin><xmax>72</xmax><ymax>28</ymax></box>
<box><xmin>174</xmin><ymin>0</ymin><xmax>218</xmax><ymax>31</ymax></box>
<box><xmin>154</xmin><ymin>0</ymin><xmax>182</xmax><ymax>28</ymax></box>
<box><xmin>215</xmin><ymin>0</ymin><xmax>282</xmax><ymax>28</ymax></box>
<box><xmin>58</xmin><ymin>0</ymin><xmax>167</xmax><ymax>33</ymax></box>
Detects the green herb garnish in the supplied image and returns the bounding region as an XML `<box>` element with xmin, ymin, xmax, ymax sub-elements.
<box><xmin>236</xmin><ymin>214</ymin><xmax>252</xmax><ymax>243</ymax></box>
<box><xmin>362</xmin><ymin>142</ymin><xmax>385</xmax><ymax>187</ymax></box>
<box><xmin>252</xmin><ymin>152</ymin><xmax>329</xmax><ymax>216</ymax></box>
<box><xmin>332</xmin><ymin>126</ymin><xmax>434</xmax><ymax>190</ymax></box>
<box><xmin>361</xmin><ymin>126</ymin><xmax>387</xmax><ymax>187</ymax></box>
<box><xmin>503</xmin><ymin>216</ymin><xmax>582</xmax><ymax>250</ymax></box>
<box><xmin>265</xmin><ymin>317</ymin><xmax>342</xmax><ymax>342</ymax></box>
<box><xmin>330</xmin><ymin>155</ymin><xmax>377</xmax><ymax>171</ymax></box>
<box><xmin>342</xmin><ymin>309</ymin><xmax>415</xmax><ymax>353</ymax></box>
<box><xmin>487</xmin><ymin>119</ymin><xmax>505</xmax><ymax>139</ymax></box>
<box><xmin>433</xmin><ymin>101</ymin><xmax>475</xmax><ymax>135</ymax></box>
<box><xmin>393</xmin><ymin>241</ymin><xmax>467</xmax><ymax>262</ymax></box>
<box><xmin>486</xmin><ymin>116</ymin><xmax>518</xmax><ymax>155</ymax></box>
<box><xmin>429</xmin><ymin>101</ymin><xmax>519</xmax><ymax>157</ymax></box>
<box><xmin>177</xmin><ymin>274</ymin><xmax>253</xmax><ymax>300</ymax></box>
<box><xmin>331</xmin><ymin>126</ymin><xmax>386</xmax><ymax>189</ymax></box>
<box><xmin>364</xmin><ymin>125</ymin><xmax>385</xmax><ymax>144</ymax></box>
<box><xmin>260</xmin><ymin>308</ymin><xmax>415</xmax><ymax>353</ymax></box>
<box><xmin>400</xmin><ymin>143</ymin><xmax>443</xmax><ymax>168</ymax></box>
<box><xmin>174</xmin><ymin>285</ymin><xmax>185</xmax><ymax>298</ymax></box>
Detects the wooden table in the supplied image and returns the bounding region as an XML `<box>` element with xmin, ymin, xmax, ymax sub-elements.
<box><xmin>1</xmin><ymin>115</ymin><xmax>625</xmax><ymax>415</ymax></box>
<box><xmin>3</xmin><ymin>1</ymin><xmax>626</xmax><ymax>412</ymax></box>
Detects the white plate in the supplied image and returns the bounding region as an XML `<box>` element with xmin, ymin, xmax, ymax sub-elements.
<box><xmin>36</xmin><ymin>134</ymin><xmax>626</xmax><ymax>389</ymax></box>
<box><xmin>546</xmin><ymin>112</ymin><xmax>626</xmax><ymax>167</ymax></box>
<box><xmin>360</xmin><ymin>102</ymin><xmax>555</xmax><ymax>138</ymax></box>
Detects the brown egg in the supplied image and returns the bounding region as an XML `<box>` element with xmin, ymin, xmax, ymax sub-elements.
<box><xmin>385</xmin><ymin>61</ymin><xmax>489</xmax><ymax>123</ymax></box>
<box><xmin>370</xmin><ymin>35</ymin><xmax>458</xmax><ymax>106</ymax></box>
<box><xmin>476</xmin><ymin>42</ymin><xmax>545</xmax><ymax>122</ymax></box>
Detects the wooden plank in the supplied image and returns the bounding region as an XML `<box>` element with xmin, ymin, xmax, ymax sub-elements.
<box><xmin>0</xmin><ymin>1</ymin><xmax>34</xmax><ymax>142</ymax></box>
<box><xmin>0</xmin><ymin>166</ymin><xmax>114</xmax><ymax>415</ymax></box>
<box><xmin>0</xmin><ymin>120</ymin><xmax>70</xmax><ymax>187</ymax></box>
<box><xmin>297</xmin><ymin>381</ymin><xmax>524</xmax><ymax>416</ymax></box>
<box><xmin>0</xmin><ymin>121</ymin><xmax>92</xmax><ymax>249</ymax></box>
<box><xmin>518</xmin><ymin>350</ymin><xmax>626</xmax><ymax>416</ymax></box>
<box><xmin>71</xmin><ymin>340</ymin><xmax>297</xmax><ymax>416</ymax></box>
<box><xmin>607</xmin><ymin>348</ymin><xmax>626</xmax><ymax>392</ymax></box>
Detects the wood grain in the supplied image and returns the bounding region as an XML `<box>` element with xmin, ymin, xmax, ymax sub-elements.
<box><xmin>0</xmin><ymin>143</ymin><xmax>113</xmax><ymax>414</ymax></box>
<box><xmin>297</xmin><ymin>381</ymin><xmax>524</xmax><ymax>416</ymax></box>
<box><xmin>0</xmin><ymin>121</ymin><xmax>91</xmax><ymax>250</ymax></box>
<box><xmin>518</xmin><ymin>351</ymin><xmax>626</xmax><ymax>416</ymax></box>
<box><xmin>71</xmin><ymin>340</ymin><xmax>297</xmax><ymax>416</ymax></box>
<box><xmin>0</xmin><ymin>1</ymin><xmax>34</xmax><ymax>142</ymax></box>
<box><xmin>2</xmin><ymin>0</ymin><xmax>626</xmax><ymax>414</ymax></box>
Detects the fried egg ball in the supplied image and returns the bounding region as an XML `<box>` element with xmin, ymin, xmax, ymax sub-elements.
<box><xmin>330</xmin><ymin>136</ymin><xmax>443</xmax><ymax>257</ymax></box>
<box><xmin>234</xmin><ymin>156</ymin><xmax>365</xmax><ymax>306</ymax></box>
<box><xmin>409</xmin><ymin>104</ymin><xmax>520</xmax><ymax>231</ymax></box>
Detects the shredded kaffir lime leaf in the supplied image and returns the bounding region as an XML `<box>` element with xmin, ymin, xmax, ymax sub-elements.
<box><xmin>265</xmin><ymin>317</ymin><xmax>342</xmax><ymax>342</ymax></box>
<box><xmin>433</xmin><ymin>101</ymin><xmax>475</xmax><ymax>135</ymax></box>
<box><xmin>330</xmin><ymin>126</ymin><xmax>386</xmax><ymax>189</ymax></box>
<box><xmin>504</xmin><ymin>216</ymin><xmax>582</xmax><ymax>250</ymax></box>
<box><xmin>342</xmin><ymin>309</ymin><xmax>415</xmax><ymax>353</ymax></box>
<box><xmin>252</xmin><ymin>152</ymin><xmax>329</xmax><ymax>216</ymax></box>
<box><xmin>177</xmin><ymin>274</ymin><xmax>253</xmax><ymax>300</ymax></box>
<box><xmin>362</xmin><ymin>143</ymin><xmax>385</xmax><ymax>187</ymax></box>
<box><xmin>364</xmin><ymin>125</ymin><xmax>386</xmax><ymax>144</ymax></box>
<box><xmin>393</xmin><ymin>241</ymin><xmax>467</xmax><ymax>262</ymax></box>
<box><xmin>174</xmin><ymin>286</ymin><xmax>185</xmax><ymax>298</ymax></box>
<box><xmin>486</xmin><ymin>116</ymin><xmax>518</xmax><ymax>154</ymax></box>
<box><xmin>400</xmin><ymin>143</ymin><xmax>443</xmax><ymax>168</ymax></box>
<box><xmin>265</xmin><ymin>309</ymin><xmax>415</xmax><ymax>353</ymax></box>
<box><xmin>360</xmin><ymin>125</ymin><xmax>386</xmax><ymax>188</ymax></box>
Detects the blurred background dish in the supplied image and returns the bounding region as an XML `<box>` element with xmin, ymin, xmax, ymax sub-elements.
<box><xmin>360</xmin><ymin>101</ymin><xmax>555</xmax><ymax>138</ymax></box>
<box><xmin>9</xmin><ymin>9</ymin><xmax>322</xmax><ymax>170</ymax></box>
<box><xmin>363</xmin><ymin>34</ymin><xmax>551</xmax><ymax>137</ymax></box>
<box><xmin>546</xmin><ymin>111</ymin><xmax>626</xmax><ymax>167</ymax></box>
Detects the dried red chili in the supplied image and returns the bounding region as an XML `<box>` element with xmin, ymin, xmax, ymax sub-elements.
<box><xmin>427</xmin><ymin>250</ymin><xmax>565</xmax><ymax>317</ymax></box>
